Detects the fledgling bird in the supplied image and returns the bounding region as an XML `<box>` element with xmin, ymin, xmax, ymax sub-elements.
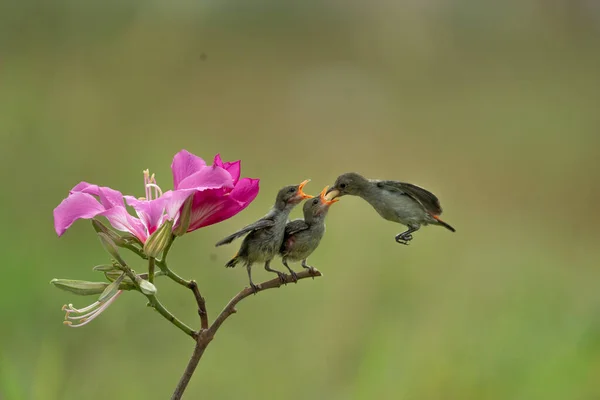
<box><xmin>326</xmin><ymin>172</ymin><xmax>455</xmax><ymax>244</ymax></box>
<box><xmin>280</xmin><ymin>186</ymin><xmax>338</xmax><ymax>281</ymax></box>
<box><xmin>215</xmin><ymin>180</ymin><xmax>314</xmax><ymax>292</ymax></box>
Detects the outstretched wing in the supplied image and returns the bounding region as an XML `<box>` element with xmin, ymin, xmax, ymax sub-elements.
<box><xmin>215</xmin><ymin>218</ymin><xmax>275</xmax><ymax>246</ymax></box>
<box><xmin>284</xmin><ymin>219</ymin><xmax>310</xmax><ymax>237</ymax></box>
<box><xmin>376</xmin><ymin>180</ymin><xmax>443</xmax><ymax>215</ymax></box>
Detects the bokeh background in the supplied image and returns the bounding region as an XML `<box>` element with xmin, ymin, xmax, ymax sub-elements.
<box><xmin>2</xmin><ymin>0</ymin><xmax>600</xmax><ymax>399</ymax></box>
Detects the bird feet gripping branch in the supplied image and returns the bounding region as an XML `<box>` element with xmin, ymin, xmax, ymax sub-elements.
<box><xmin>282</xmin><ymin>259</ymin><xmax>299</xmax><ymax>283</ymax></box>
<box><xmin>250</xmin><ymin>282</ymin><xmax>261</xmax><ymax>294</ymax></box>
<box><xmin>301</xmin><ymin>260</ymin><xmax>317</xmax><ymax>279</ymax></box>
<box><xmin>265</xmin><ymin>262</ymin><xmax>287</xmax><ymax>285</ymax></box>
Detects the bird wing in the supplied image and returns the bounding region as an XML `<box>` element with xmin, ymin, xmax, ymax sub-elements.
<box><xmin>215</xmin><ymin>218</ymin><xmax>275</xmax><ymax>246</ymax></box>
<box><xmin>376</xmin><ymin>180</ymin><xmax>442</xmax><ymax>215</ymax></box>
<box><xmin>284</xmin><ymin>219</ymin><xmax>310</xmax><ymax>237</ymax></box>
<box><xmin>280</xmin><ymin>219</ymin><xmax>310</xmax><ymax>253</ymax></box>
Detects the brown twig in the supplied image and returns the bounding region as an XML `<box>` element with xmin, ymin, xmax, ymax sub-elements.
<box><xmin>188</xmin><ymin>280</ymin><xmax>208</xmax><ymax>330</ymax></box>
<box><xmin>170</xmin><ymin>268</ymin><xmax>322</xmax><ymax>400</ymax></box>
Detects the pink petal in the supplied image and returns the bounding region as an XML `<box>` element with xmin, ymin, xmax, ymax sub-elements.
<box><xmin>177</xmin><ymin>165</ymin><xmax>234</xmax><ymax>191</ymax></box>
<box><xmin>171</xmin><ymin>150</ymin><xmax>207</xmax><ymax>189</ymax></box>
<box><xmin>53</xmin><ymin>192</ymin><xmax>107</xmax><ymax>236</ymax></box>
<box><xmin>100</xmin><ymin>207</ymin><xmax>148</xmax><ymax>242</ymax></box>
<box><xmin>70</xmin><ymin>182</ymin><xmax>125</xmax><ymax>209</ymax></box>
<box><xmin>213</xmin><ymin>154</ymin><xmax>241</xmax><ymax>185</ymax></box>
<box><xmin>161</xmin><ymin>190</ymin><xmax>196</xmax><ymax>220</ymax></box>
<box><xmin>124</xmin><ymin>196</ymin><xmax>167</xmax><ymax>235</ymax></box>
<box><xmin>187</xmin><ymin>178</ymin><xmax>260</xmax><ymax>231</ymax></box>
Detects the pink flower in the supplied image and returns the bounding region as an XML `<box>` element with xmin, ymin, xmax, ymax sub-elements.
<box><xmin>53</xmin><ymin>150</ymin><xmax>259</xmax><ymax>241</ymax></box>
<box><xmin>171</xmin><ymin>151</ymin><xmax>260</xmax><ymax>231</ymax></box>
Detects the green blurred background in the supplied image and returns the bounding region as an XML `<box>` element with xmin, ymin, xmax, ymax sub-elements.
<box><xmin>2</xmin><ymin>0</ymin><xmax>600</xmax><ymax>399</ymax></box>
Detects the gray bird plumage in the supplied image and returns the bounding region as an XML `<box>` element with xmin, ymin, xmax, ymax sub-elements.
<box><xmin>279</xmin><ymin>187</ymin><xmax>337</xmax><ymax>280</ymax></box>
<box><xmin>326</xmin><ymin>172</ymin><xmax>455</xmax><ymax>244</ymax></box>
<box><xmin>216</xmin><ymin>180</ymin><xmax>313</xmax><ymax>291</ymax></box>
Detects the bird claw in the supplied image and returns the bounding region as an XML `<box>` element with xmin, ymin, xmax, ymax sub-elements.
<box><xmin>290</xmin><ymin>270</ymin><xmax>299</xmax><ymax>283</ymax></box>
<box><xmin>395</xmin><ymin>233</ymin><xmax>413</xmax><ymax>245</ymax></box>
<box><xmin>276</xmin><ymin>272</ymin><xmax>287</xmax><ymax>285</ymax></box>
<box><xmin>303</xmin><ymin>266</ymin><xmax>317</xmax><ymax>279</ymax></box>
<box><xmin>250</xmin><ymin>283</ymin><xmax>261</xmax><ymax>294</ymax></box>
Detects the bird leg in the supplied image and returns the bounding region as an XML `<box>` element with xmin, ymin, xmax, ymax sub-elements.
<box><xmin>301</xmin><ymin>259</ymin><xmax>317</xmax><ymax>278</ymax></box>
<box><xmin>264</xmin><ymin>260</ymin><xmax>287</xmax><ymax>284</ymax></box>
<box><xmin>246</xmin><ymin>263</ymin><xmax>260</xmax><ymax>293</ymax></box>
<box><xmin>395</xmin><ymin>225</ymin><xmax>419</xmax><ymax>245</ymax></box>
<box><xmin>282</xmin><ymin>258</ymin><xmax>299</xmax><ymax>283</ymax></box>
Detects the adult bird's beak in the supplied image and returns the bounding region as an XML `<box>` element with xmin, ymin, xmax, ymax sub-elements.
<box><xmin>324</xmin><ymin>186</ymin><xmax>340</xmax><ymax>201</ymax></box>
<box><xmin>320</xmin><ymin>186</ymin><xmax>339</xmax><ymax>205</ymax></box>
<box><xmin>297</xmin><ymin>179</ymin><xmax>314</xmax><ymax>199</ymax></box>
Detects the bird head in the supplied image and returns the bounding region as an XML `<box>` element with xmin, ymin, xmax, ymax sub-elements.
<box><xmin>276</xmin><ymin>180</ymin><xmax>314</xmax><ymax>209</ymax></box>
<box><xmin>325</xmin><ymin>172</ymin><xmax>368</xmax><ymax>199</ymax></box>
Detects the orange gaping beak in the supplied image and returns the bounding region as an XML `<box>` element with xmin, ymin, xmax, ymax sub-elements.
<box><xmin>320</xmin><ymin>186</ymin><xmax>339</xmax><ymax>205</ymax></box>
<box><xmin>297</xmin><ymin>179</ymin><xmax>314</xmax><ymax>199</ymax></box>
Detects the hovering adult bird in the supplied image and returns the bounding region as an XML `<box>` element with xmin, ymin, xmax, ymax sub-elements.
<box><xmin>326</xmin><ymin>173</ymin><xmax>455</xmax><ymax>244</ymax></box>
<box><xmin>280</xmin><ymin>186</ymin><xmax>338</xmax><ymax>281</ymax></box>
<box><xmin>216</xmin><ymin>180</ymin><xmax>313</xmax><ymax>291</ymax></box>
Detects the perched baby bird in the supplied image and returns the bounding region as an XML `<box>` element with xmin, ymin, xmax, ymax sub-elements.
<box><xmin>279</xmin><ymin>186</ymin><xmax>338</xmax><ymax>281</ymax></box>
<box><xmin>216</xmin><ymin>180</ymin><xmax>313</xmax><ymax>292</ymax></box>
<box><xmin>326</xmin><ymin>173</ymin><xmax>455</xmax><ymax>244</ymax></box>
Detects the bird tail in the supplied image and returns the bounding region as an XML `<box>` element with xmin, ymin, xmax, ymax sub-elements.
<box><xmin>432</xmin><ymin>215</ymin><xmax>456</xmax><ymax>232</ymax></box>
<box><xmin>225</xmin><ymin>253</ymin><xmax>240</xmax><ymax>268</ymax></box>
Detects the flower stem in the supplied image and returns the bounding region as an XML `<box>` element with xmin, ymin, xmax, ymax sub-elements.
<box><xmin>147</xmin><ymin>294</ymin><xmax>195</xmax><ymax>338</ymax></box>
<box><xmin>157</xmin><ymin>261</ymin><xmax>208</xmax><ymax>330</ymax></box>
<box><xmin>158</xmin><ymin>262</ymin><xmax>191</xmax><ymax>287</ymax></box>
<box><xmin>116</xmin><ymin>262</ymin><xmax>195</xmax><ymax>338</ymax></box>
<box><xmin>170</xmin><ymin>268</ymin><xmax>323</xmax><ymax>399</ymax></box>
<box><xmin>148</xmin><ymin>257</ymin><xmax>156</xmax><ymax>284</ymax></box>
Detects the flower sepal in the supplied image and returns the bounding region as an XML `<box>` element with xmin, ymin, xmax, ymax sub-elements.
<box><xmin>143</xmin><ymin>219</ymin><xmax>174</xmax><ymax>258</ymax></box>
<box><xmin>173</xmin><ymin>195</ymin><xmax>194</xmax><ymax>237</ymax></box>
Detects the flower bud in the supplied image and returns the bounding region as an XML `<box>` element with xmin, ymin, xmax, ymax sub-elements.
<box><xmin>51</xmin><ymin>279</ymin><xmax>109</xmax><ymax>296</ymax></box>
<box><xmin>97</xmin><ymin>232</ymin><xmax>127</xmax><ymax>266</ymax></box>
<box><xmin>92</xmin><ymin>264</ymin><xmax>119</xmax><ymax>272</ymax></box>
<box><xmin>92</xmin><ymin>219</ymin><xmax>125</xmax><ymax>246</ymax></box>
<box><xmin>143</xmin><ymin>220</ymin><xmax>174</xmax><ymax>258</ymax></box>
<box><xmin>137</xmin><ymin>279</ymin><xmax>157</xmax><ymax>296</ymax></box>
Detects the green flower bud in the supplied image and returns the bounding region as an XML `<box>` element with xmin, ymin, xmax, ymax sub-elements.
<box><xmin>92</xmin><ymin>264</ymin><xmax>119</xmax><ymax>272</ymax></box>
<box><xmin>92</xmin><ymin>219</ymin><xmax>125</xmax><ymax>246</ymax></box>
<box><xmin>51</xmin><ymin>279</ymin><xmax>109</xmax><ymax>296</ymax></box>
<box><xmin>137</xmin><ymin>279</ymin><xmax>157</xmax><ymax>296</ymax></box>
<box><xmin>97</xmin><ymin>232</ymin><xmax>127</xmax><ymax>266</ymax></box>
<box><xmin>143</xmin><ymin>220</ymin><xmax>174</xmax><ymax>258</ymax></box>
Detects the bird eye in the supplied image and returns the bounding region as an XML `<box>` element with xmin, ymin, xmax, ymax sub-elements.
<box><xmin>288</xmin><ymin>187</ymin><xmax>296</xmax><ymax>193</ymax></box>
<box><xmin>312</xmin><ymin>198</ymin><xmax>319</xmax><ymax>205</ymax></box>
<box><xmin>340</xmin><ymin>183</ymin><xmax>347</xmax><ymax>189</ymax></box>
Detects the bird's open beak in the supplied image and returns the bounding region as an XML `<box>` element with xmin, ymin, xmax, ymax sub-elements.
<box><xmin>324</xmin><ymin>186</ymin><xmax>340</xmax><ymax>201</ymax></box>
<box><xmin>297</xmin><ymin>179</ymin><xmax>314</xmax><ymax>199</ymax></box>
<box><xmin>320</xmin><ymin>186</ymin><xmax>339</xmax><ymax>205</ymax></box>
